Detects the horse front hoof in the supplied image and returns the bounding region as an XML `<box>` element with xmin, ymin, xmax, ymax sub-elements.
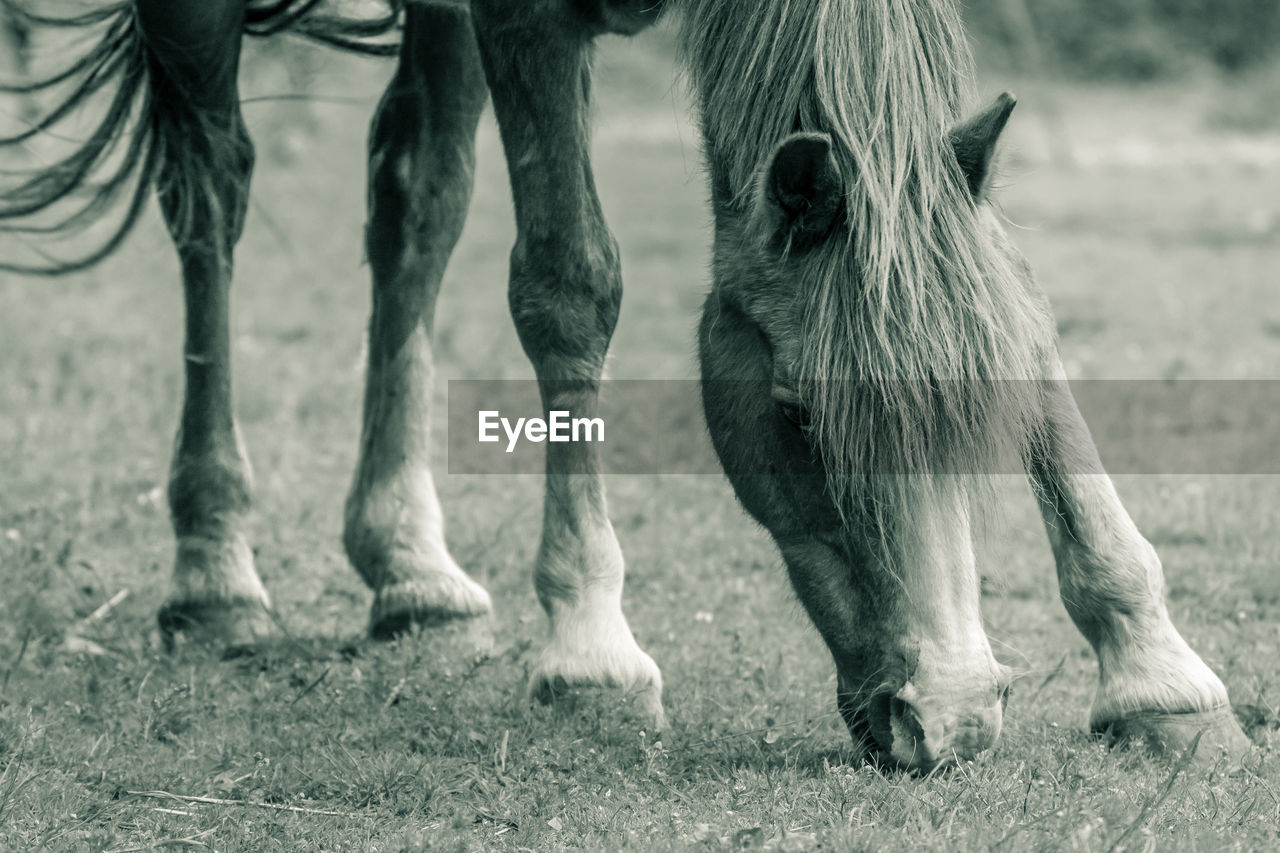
<box><xmin>529</xmin><ymin>670</ymin><xmax>668</xmax><ymax>734</ymax></box>
<box><xmin>1093</xmin><ymin>706</ymin><xmax>1256</xmax><ymax>770</ymax></box>
<box><xmin>527</xmin><ymin>637</ymin><xmax>667</xmax><ymax>733</ymax></box>
<box><xmin>367</xmin><ymin>574</ymin><xmax>493</xmax><ymax>640</ymax></box>
<box><xmin>157</xmin><ymin>596</ymin><xmax>275</xmax><ymax>653</ymax></box>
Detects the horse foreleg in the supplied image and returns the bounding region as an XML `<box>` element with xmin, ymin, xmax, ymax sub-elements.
<box><xmin>343</xmin><ymin>2</ymin><xmax>492</xmax><ymax>639</ymax></box>
<box><xmin>472</xmin><ymin>0</ymin><xmax>665</xmax><ymax>728</ymax></box>
<box><xmin>1028</xmin><ymin>363</ymin><xmax>1251</xmax><ymax>761</ymax></box>
<box><xmin>140</xmin><ymin>3</ymin><xmax>272</xmax><ymax>648</ymax></box>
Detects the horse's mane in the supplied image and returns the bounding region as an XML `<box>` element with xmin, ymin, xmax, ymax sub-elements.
<box><xmin>679</xmin><ymin>0</ymin><xmax>1054</xmax><ymax>522</ymax></box>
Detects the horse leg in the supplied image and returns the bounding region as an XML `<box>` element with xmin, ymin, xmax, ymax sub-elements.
<box><xmin>343</xmin><ymin>2</ymin><xmax>492</xmax><ymax>638</ymax></box>
<box><xmin>136</xmin><ymin>3</ymin><xmax>273</xmax><ymax>647</ymax></box>
<box><xmin>0</xmin><ymin>4</ymin><xmax>33</xmax><ymax>123</ymax></box>
<box><xmin>1029</xmin><ymin>363</ymin><xmax>1251</xmax><ymax>760</ymax></box>
<box><xmin>0</xmin><ymin>6</ymin><xmax>29</xmax><ymax>74</ymax></box>
<box><xmin>471</xmin><ymin>0</ymin><xmax>665</xmax><ymax>728</ymax></box>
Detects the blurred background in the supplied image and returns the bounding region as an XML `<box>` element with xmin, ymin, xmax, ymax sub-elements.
<box><xmin>969</xmin><ymin>0</ymin><xmax>1280</xmax><ymax>81</ymax></box>
<box><xmin>965</xmin><ymin>0</ymin><xmax>1280</xmax><ymax>134</ymax></box>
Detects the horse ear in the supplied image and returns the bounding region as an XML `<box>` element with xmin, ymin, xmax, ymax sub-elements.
<box><xmin>758</xmin><ymin>132</ymin><xmax>844</xmax><ymax>251</ymax></box>
<box><xmin>949</xmin><ymin>92</ymin><xmax>1016</xmax><ymax>200</ymax></box>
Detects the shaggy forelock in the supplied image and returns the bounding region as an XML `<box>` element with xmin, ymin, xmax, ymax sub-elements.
<box><xmin>679</xmin><ymin>0</ymin><xmax>1054</xmax><ymax>540</ymax></box>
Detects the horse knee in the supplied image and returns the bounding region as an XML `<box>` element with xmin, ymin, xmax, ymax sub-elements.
<box><xmin>509</xmin><ymin>232</ymin><xmax>622</xmax><ymax>375</ymax></box>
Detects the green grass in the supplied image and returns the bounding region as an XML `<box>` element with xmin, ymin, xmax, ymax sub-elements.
<box><xmin>2</xmin><ymin>34</ymin><xmax>1279</xmax><ymax>851</ymax></box>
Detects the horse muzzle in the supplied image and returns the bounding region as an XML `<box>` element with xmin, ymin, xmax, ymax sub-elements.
<box><xmin>842</xmin><ymin>674</ymin><xmax>1008</xmax><ymax>771</ymax></box>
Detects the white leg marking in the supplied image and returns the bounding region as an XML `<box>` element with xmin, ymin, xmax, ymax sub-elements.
<box><xmin>528</xmin><ymin>481</ymin><xmax>664</xmax><ymax>728</ymax></box>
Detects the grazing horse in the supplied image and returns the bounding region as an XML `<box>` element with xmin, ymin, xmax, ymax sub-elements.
<box><xmin>0</xmin><ymin>0</ymin><xmax>1250</xmax><ymax>769</ymax></box>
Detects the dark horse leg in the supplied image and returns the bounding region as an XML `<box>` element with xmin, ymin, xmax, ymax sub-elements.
<box><xmin>137</xmin><ymin>2</ymin><xmax>272</xmax><ymax>646</ymax></box>
<box><xmin>0</xmin><ymin>3</ymin><xmax>33</xmax><ymax>123</ymax></box>
<box><xmin>1030</xmin><ymin>363</ymin><xmax>1251</xmax><ymax>760</ymax></box>
<box><xmin>343</xmin><ymin>1</ymin><xmax>492</xmax><ymax>638</ymax></box>
<box><xmin>471</xmin><ymin>0</ymin><xmax>665</xmax><ymax>727</ymax></box>
<box><xmin>0</xmin><ymin>6</ymin><xmax>29</xmax><ymax>75</ymax></box>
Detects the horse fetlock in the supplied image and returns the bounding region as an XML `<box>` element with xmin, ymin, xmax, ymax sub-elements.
<box><xmin>342</xmin><ymin>478</ymin><xmax>490</xmax><ymax>625</ymax></box>
<box><xmin>530</xmin><ymin>601</ymin><xmax>665</xmax><ymax>730</ymax></box>
<box><xmin>167</xmin><ymin>454</ymin><xmax>252</xmax><ymax>535</ymax></box>
<box><xmin>1056</xmin><ymin>542</ymin><xmax>1167</xmax><ymax>644</ymax></box>
<box><xmin>171</xmin><ymin>532</ymin><xmax>265</xmax><ymax>599</ymax></box>
<box><xmin>345</xmin><ymin>474</ymin><xmax>494</xmax><ymax>639</ymax></box>
<box><xmin>533</xmin><ymin>521</ymin><xmax>624</xmax><ymax>610</ymax></box>
<box><xmin>344</xmin><ymin>488</ymin><xmax>415</xmax><ymax>581</ymax></box>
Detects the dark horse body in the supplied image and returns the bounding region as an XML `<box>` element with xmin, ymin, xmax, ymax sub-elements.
<box><xmin>0</xmin><ymin>0</ymin><xmax>1250</xmax><ymax>769</ymax></box>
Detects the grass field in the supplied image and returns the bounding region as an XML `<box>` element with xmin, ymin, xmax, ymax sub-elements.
<box><xmin>2</xmin><ymin>26</ymin><xmax>1280</xmax><ymax>851</ymax></box>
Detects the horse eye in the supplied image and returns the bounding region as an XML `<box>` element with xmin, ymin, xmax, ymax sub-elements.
<box><xmin>778</xmin><ymin>401</ymin><xmax>810</xmax><ymax>429</ymax></box>
<box><xmin>771</xmin><ymin>382</ymin><xmax>808</xmax><ymax>429</ymax></box>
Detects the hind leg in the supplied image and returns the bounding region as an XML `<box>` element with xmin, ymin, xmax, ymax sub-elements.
<box><xmin>472</xmin><ymin>0</ymin><xmax>665</xmax><ymax>728</ymax></box>
<box><xmin>0</xmin><ymin>3</ymin><xmax>34</xmax><ymax>125</ymax></box>
<box><xmin>342</xmin><ymin>3</ymin><xmax>492</xmax><ymax>639</ymax></box>
<box><xmin>1030</xmin><ymin>365</ymin><xmax>1250</xmax><ymax>761</ymax></box>
<box><xmin>138</xmin><ymin>3</ymin><xmax>273</xmax><ymax>647</ymax></box>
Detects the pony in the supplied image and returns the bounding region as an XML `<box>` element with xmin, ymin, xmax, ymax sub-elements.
<box><xmin>0</xmin><ymin>0</ymin><xmax>1250</xmax><ymax>770</ymax></box>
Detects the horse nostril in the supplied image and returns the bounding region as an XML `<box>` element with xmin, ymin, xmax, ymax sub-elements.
<box><xmin>865</xmin><ymin>691</ymin><xmax>894</xmax><ymax>753</ymax></box>
<box><xmin>889</xmin><ymin>695</ymin><xmax>927</xmax><ymax>748</ymax></box>
<box><xmin>859</xmin><ymin>687</ymin><xmax>1002</xmax><ymax>769</ymax></box>
<box><xmin>866</xmin><ymin>692</ymin><xmax>928</xmax><ymax>760</ymax></box>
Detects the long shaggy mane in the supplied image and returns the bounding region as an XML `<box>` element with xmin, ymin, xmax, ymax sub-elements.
<box><xmin>680</xmin><ymin>0</ymin><xmax>1054</xmax><ymax>522</ymax></box>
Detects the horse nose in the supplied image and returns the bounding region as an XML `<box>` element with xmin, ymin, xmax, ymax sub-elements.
<box><xmin>866</xmin><ymin>684</ymin><xmax>1003</xmax><ymax>770</ymax></box>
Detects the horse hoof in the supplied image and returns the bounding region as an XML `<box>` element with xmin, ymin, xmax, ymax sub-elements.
<box><xmin>527</xmin><ymin>645</ymin><xmax>667</xmax><ymax>733</ymax></box>
<box><xmin>157</xmin><ymin>597</ymin><xmax>275</xmax><ymax>653</ymax></box>
<box><xmin>529</xmin><ymin>671</ymin><xmax>668</xmax><ymax>733</ymax></box>
<box><xmin>1094</xmin><ymin>706</ymin><xmax>1255</xmax><ymax>769</ymax></box>
<box><xmin>367</xmin><ymin>575</ymin><xmax>492</xmax><ymax>640</ymax></box>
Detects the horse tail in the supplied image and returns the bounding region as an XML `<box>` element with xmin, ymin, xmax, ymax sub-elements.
<box><xmin>0</xmin><ymin>1</ymin><xmax>402</xmax><ymax>276</ymax></box>
<box><xmin>246</xmin><ymin>0</ymin><xmax>403</xmax><ymax>56</ymax></box>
